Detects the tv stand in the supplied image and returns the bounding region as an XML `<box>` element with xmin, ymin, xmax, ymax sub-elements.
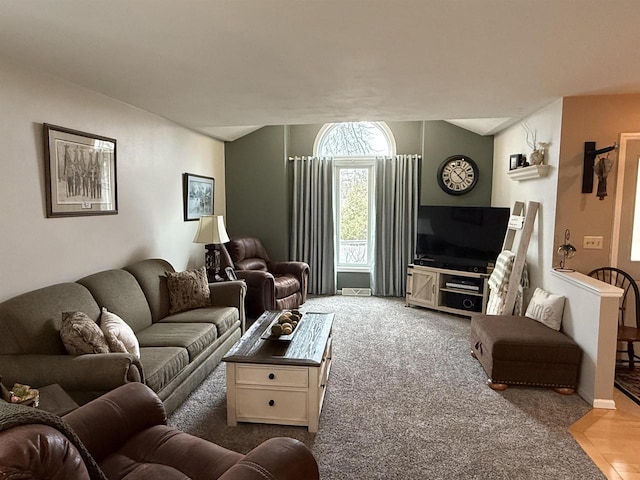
<box><xmin>406</xmin><ymin>264</ymin><xmax>489</xmax><ymax>316</ymax></box>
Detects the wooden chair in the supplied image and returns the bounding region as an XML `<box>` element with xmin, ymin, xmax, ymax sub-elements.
<box><xmin>588</xmin><ymin>267</ymin><xmax>640</xmax><ymax>369</ymax></box>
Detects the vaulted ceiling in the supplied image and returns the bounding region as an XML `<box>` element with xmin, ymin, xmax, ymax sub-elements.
<box><xmin>2</xmin><ymin>1</ymin><xmax>640</xmax><ymax>141</ymax></box>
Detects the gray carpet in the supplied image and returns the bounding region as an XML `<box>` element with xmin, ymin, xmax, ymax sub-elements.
<box><xmin>169</xmin><ymin>295</ymin><xmax>604</xmax><ymax>479</ymax></box>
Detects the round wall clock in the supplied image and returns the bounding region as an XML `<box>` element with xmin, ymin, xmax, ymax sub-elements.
<box><xmin>437</xmin><ymin>155</ymin><xmax>479</xmax><ymax>195</ymax></box>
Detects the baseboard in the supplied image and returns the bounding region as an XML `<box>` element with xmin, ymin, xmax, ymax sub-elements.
<box><xmin>592</xmin><ymin>398</ymin><xmax>616</xmax><ymax>410</ymax></box>
<box><xmin>340</xmin><ymin>288</ymin><xmax>372</xmax><ymax>296</ymax></box>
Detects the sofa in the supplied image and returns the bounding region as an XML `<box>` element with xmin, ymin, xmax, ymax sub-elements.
<box><xmin>220</xmin><ymin>236</ymin><xmax>309</xmax><ymax>318</ymax></box>
<box><xmin>0</xmin><ymin>258</ymin><xmax>246</xmax><ymax>414</ymax></box>
<box><xmin>0</xmin><ymin>382</ymin><xmax>320</xmax><ymax>480</ymax></box>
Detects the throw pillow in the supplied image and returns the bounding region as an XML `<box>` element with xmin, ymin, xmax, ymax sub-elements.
<box><xmin>525</xmin><ymin>287</ymin><xmax>566</xmax><ymax>331</ymax></box>
<box><xmin>60</xmin><ymin>311</ymin><xmax>110</xmax><ymax>355</ymax></box>
<box><xmin>166</xmin><ymin>266</ymin><xmax>211</xmax><ymax>314</ymax></box>
<box><xmin>100</xmin><ymin>307</ymin><xmax>140</xmax><ymax>358</ymax></box>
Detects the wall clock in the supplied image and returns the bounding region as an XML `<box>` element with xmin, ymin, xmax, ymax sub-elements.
<box><xmin>437</xmin><ymin>155</ymin><xmax>479</xmax><ymax>195</ymax></box>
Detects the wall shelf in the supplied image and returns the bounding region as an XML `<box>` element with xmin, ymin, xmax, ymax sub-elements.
<box><xmin>507</xmin><ymin>164</ymin><xmax>550</xmax><ymax>181</ymax></box>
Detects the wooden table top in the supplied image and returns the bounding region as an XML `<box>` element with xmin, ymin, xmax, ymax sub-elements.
<box><xmin>223</xmin><ymin>310</ymin><xmax>334</xmax><ymax>367</ymax></box>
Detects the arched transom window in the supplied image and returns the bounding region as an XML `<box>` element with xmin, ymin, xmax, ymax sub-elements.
<box><xmin>314</xmin><ymin>121</ymin><xmax>395</xmax><ymax>157</ymax></box>
<box><xmin>314</xmin><ymin>122</ymin><xmax>395</xmax><ymax>273</ymax></box>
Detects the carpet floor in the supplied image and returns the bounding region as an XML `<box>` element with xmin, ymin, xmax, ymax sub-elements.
<box><xmin>169</xmin><ymin>295</ymin><xmax>604</xmax><ymax>479</ymax></box>
<box><xmin>615</xmin><ymin>364</ymin><xmax>640</xmax><ymax>406</ymax></box>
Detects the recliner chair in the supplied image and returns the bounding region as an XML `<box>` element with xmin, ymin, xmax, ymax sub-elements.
<box><xmin>0</xmin><ymin>382</ymin><xmax>320</xmax><ymax>480</ymax></box>
<box><xmin>220</xmin><ymin>237</ymin><xmax>309</xmax><ymax>318</ymax></box>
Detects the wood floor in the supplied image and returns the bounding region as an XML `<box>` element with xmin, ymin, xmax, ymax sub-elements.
<box><xmin>571</xmin><ymin>388</ymin><xmax>640</xmax><ymax>479</ymax></box>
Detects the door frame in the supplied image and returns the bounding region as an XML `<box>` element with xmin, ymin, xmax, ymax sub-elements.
<box><xmin>611</xmin><ymin>132</ymin><xmax>640</xmax><ymax>267</ymax></box>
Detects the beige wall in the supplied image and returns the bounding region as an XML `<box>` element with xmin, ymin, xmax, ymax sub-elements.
<box><xmin>557</xmin><ymin>94</ymin><xmax>640</xmax><ymax>274</ymax></box>
<box><xmin>0</xmin><ymin>57</ymin><xmax>226</xmax><ymax>302</ymax></box>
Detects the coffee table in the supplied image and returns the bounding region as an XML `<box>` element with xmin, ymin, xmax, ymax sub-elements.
<box><xmin>223</xmin><ymin>310</ymin><xmax>334</xmax><ymax>432</ymax></box>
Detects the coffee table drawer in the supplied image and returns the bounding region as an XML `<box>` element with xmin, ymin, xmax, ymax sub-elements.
<box><xmin>236</xmin><ymin>388</ymin><xmax>308</xmax><ymax>422</ymax></box>
<box><xmin>236</xmin><ymin>365</ymin><xmax>308</xmax><ymax>387</ymax></box>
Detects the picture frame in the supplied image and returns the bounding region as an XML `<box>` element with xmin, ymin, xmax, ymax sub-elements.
<box><xmin>509</xmin><ymin>153</ymin><xmax>523</xmax><ymax>170</ymax></box>
<box><xmin>183</xmin><ymin>173</ymin><xmax>214</xmax><ymax>221</ymax></box>
<box><xmin>43</xmin><ymin>124</ymin><xmax>117</xmax><ymax>217</ymax></box>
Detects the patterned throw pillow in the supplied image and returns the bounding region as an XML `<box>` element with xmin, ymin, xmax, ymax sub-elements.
<box><xmin>166</xmin><ymin>266</ymin><xmax>211</xmax><ymax>314</ymax></box>
<box><xmin>525</xmin><ymin>287</ymin><xmax>566</xmax><ymax>331</ymax></box>
<box><xmin>100</xmin><ymin>307</ymin><xmax>140</xmax><ymax>358</ymax></box>
<box><xmin>60</xmin><ymin>311</ymin><xmax>110</xmax><ymax>355</ymax></box>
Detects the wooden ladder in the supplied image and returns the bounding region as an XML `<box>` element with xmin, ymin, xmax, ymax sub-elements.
<box><xmin>500</xmin><ymin>200</ymin><xmax>540</xmax><ymax>315</ymax></box>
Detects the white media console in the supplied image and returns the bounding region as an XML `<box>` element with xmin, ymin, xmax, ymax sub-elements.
<box><xmin>405</xmin><ymin>264</ymin><xmax>489</xmax><ymax>316</ymax></box>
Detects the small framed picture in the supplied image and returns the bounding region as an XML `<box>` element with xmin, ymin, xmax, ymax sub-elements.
<box><xmin>43</xmin><ymin>124</ymin><xmax>117</xmax><ymax>217</ymax></box>
<box><xmin>509</xmin><ymin>154</ymin><xmax>523</xmax><ymax>170</ymax></box>
<box><xmin>183</xmin><ymin>173</ymin><xmax>214</xmax><ymax>221</ymax></box>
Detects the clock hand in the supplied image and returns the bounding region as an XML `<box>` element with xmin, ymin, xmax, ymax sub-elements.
<box><xmin>451</xmin><ymin>169</ymin><xmax>463</xmax><ymax>183</ymax></box>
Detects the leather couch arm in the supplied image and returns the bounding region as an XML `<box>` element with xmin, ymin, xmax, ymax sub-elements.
<box><xmin>0</xmin><ymin>425</ymin><xmax>93</xmax><ymax>480</ymax></box>
<box><xmin>0</xmin><ymin>353</ymin><xmax>143</xmax><ymax>391</ymax></box>
<box><xmin>269</xmin><ymin>261</ymin><xmax>310</xmax><ymax>303</ymax></box>
<box><xmin>63</xmin><ymin>382</ymin><xmax>166</xmax><ymax>463</ymax></box>
<box><xmin>235</xmin><ymin>270</ymin><xmax>276</xmax><ymax>314</ymax></box>
<box><xmin>218</xmin><ymin>437</ymin><xmax>319</xmax><ymax>480</ymax></box>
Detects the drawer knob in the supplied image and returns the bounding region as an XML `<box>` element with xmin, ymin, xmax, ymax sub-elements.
<box><xmin>268</xmin><ymin>399</ymin><xmax>275</xmax><ymax>406</ymax></box>
<box><xmin>268</xmin><ymin>373</ymin><xmax>275</xmax><ymax>380</ymax></box>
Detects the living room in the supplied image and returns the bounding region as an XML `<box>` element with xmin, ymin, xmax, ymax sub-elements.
<box><xmin>2</xmin><ymin>2</ymin><xmax>640</xmax><ymax>479</ymax></box>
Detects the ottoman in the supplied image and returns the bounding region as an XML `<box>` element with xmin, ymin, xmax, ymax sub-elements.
<box><xmin>470</xmin><ymin>314</ymin><xmax>582</xmax><ymax>394</ymax></box>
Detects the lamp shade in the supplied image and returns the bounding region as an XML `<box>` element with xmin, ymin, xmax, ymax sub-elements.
<box><xmin>193</xmin><ymin>215</ymin><xmax>230</xmax><ymax>245</ymax></box>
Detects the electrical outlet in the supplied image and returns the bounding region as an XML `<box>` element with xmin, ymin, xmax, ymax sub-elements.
<box><xmin>583</xmin><ymin>236</ymin><xmax>603</xmax><ymax>249</ymax></box>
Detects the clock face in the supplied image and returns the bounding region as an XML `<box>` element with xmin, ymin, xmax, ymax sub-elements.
<box><xmin>437</xmin><ymin>155</ymin><xmax>479</xmax><ymax>195</ymax></box>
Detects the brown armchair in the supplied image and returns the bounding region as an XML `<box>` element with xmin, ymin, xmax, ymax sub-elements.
<box><xmin>220</xmin><ymin>237</ymin><xmax>309</xmax><ymax>318</ymax></box>
<box><xmin>0</xmin><ymin>382</ymin><xmax>319</xmax><ymax>480</ymax></box>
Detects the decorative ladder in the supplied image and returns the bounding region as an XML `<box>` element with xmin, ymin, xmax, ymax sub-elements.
<box><xmin>500</xmin><ymin>200</ymin><xmax>540</xmax><ymax>315</ymax></box>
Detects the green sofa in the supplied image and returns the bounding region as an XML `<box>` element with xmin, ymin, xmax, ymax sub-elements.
<box><xmin>0</xmin><ymin>259</ymin><xmax>246</xmax><ymax>415</ymax></box>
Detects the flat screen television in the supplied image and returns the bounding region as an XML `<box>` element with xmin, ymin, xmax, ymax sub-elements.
<box><xmin>416</xmin><ymin>206</ymin><xmax>510</xmax><ymax>268</ymax></box>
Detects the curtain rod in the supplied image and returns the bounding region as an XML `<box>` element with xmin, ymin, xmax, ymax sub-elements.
<box><xmin>288</xmin><ymin>154</ymin><xmax>421</xmax><ymax>161</ymax></box>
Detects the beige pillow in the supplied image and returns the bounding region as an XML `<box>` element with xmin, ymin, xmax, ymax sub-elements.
<box><xmin>166</xmin><ymin>266</ymin><xmax>211</xmax><ymax>314</ymax></box>
<box><xmin>60</xmin><ymin>311</ymin><xmax>110</xmax><ymax>355</ymax></box>
<box><xmin>525</xmin><ymin>287</ymin><xmax>566</xmax><ymax>331</ymax></box>
<box><xmin>100</xmin><ymin>307</ymin><xmax>140</xmax><ymax>358</ymax></box>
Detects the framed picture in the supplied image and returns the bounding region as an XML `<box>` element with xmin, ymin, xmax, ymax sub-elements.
<box><xmin>183</xmin><ymin>173</ymin><xmax>214</xmax><ymax>221</ymax></box>
<box><xmin>509</xmin><ymin>153</ymin><xmax>523</xmax><ymax>170</ymax></box>
<box><xmin>43</xmin><ymin>124</ymin><xmax>117</xmax><ymax>217</ymax></box>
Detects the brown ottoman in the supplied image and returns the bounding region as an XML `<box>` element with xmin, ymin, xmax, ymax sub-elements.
<box><xmin>470</xmin><ymin>314</ymin><xmax>582</xmax><ymax>394</ymax></box>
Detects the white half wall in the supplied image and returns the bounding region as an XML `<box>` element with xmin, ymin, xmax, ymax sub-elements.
<box><xmin>548</xmin><ymin>271</ymin><xmax>621</xmax><ymax>408</ymax></box>
<box><xmin>0</xmin><ymin>57</ymin><xmax>226</xmax><ymax>302</ymax></box>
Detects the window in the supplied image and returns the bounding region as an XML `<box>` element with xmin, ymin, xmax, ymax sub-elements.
<box><xmin>315</xmin><ymin>122</ymin><xmax>395</xmax><ymax>272</ymax></box>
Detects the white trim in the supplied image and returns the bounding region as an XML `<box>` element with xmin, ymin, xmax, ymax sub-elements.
<box><xmin>592</xmin><ymin>398</ymin><xmax>616</xmax><ymax>409</ymax></box>
<box><xmin>611</xmin><ymin>132</ymin><xmax>640</xmax><ymax>267</ymax></box>
<box><xmin>550</xmin><ymin>269</ymin><xmax>624</xmax><ymax>298</ymax></box>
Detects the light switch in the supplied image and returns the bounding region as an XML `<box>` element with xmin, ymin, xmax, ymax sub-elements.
<box><xmin>583</xmin><ymin>236</ymin><xmax>603</xmax><ymax>249</ymax></box>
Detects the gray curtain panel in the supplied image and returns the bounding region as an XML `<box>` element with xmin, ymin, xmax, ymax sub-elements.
<box><xmin>290</xmin><ymin>156</ymin><xmax>336</xmax><ymax>295</ymax></box>
<box><xmin>373</xmin><ymin>154</ymin><xmax>420</xmax><ymax>296</ymax></box>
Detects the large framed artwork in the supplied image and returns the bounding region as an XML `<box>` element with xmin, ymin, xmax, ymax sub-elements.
<box><xmin>183</xmin><ymin>173</ymin><xmax>214</xmax><ymax>221</ymax></box>
<box><xmin>43</xmin><ymin>124</ymin><xmax>118</xmax><ymax>217</ymax></box>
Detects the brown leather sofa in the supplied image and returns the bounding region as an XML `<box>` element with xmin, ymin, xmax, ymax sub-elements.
<box><xmin>221</xmin><ymin>237</ymin><xmax>309</xmax><ymax>318</ymax></box>
<box><xmin>0</xmin><ymin>382</ymin><xmax>320</xmax><ymax>480</ymax></box>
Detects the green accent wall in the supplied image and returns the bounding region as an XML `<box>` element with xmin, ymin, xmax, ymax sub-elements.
<box><xmin>225</xmin><ymin>125</ymin><xmax>288</xmax><ymax>260</ymax></box>
<box><xmin>421</xmin><ymin>121</ymin><xmax>494</xmax><ymax>206</ymax></box>
<box><xmin>225</xmin><ymin>120</ymin><xmax>494</xmax><ymax>286</ymax></box>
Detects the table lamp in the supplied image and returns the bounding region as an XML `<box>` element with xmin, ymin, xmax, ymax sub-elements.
<box><xmin>555</xmin><ymin>228</ymin><xmax>577</xmax><ymax>272</ymax></box>
<box><xmin>193</xmin><ymin>215</ymin><xmax>230</xmax><ymax>282</ymax></box>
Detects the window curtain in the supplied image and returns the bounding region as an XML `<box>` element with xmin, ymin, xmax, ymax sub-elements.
<box><xmin>373</xmin><ymin>154</ymin><xmax>420</xmax><ymax>296</ymax></box>
<box><xmin>290</xmin><ymin>156</ymin><xmax>336</xmax><ymax>295</ymax></box>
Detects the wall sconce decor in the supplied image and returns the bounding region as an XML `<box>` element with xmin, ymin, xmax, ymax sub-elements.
<box><xmin>554</xmin><ymin>229</ymin><xmax>577</xmax><ymax>272</ymax></box>
<box><xmin>582</xmin><ymin>141</ymin><xmax>618</xmax><ymax>194</ymax></box>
